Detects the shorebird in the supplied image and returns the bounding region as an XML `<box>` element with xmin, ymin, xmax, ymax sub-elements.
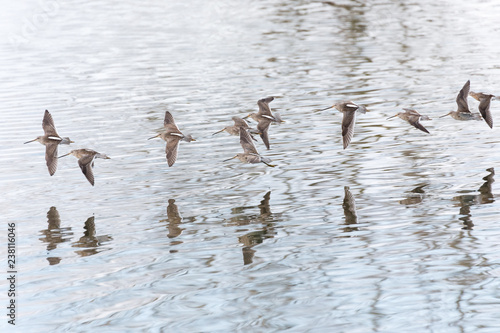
<box><xmin>244</xmin><ymin>97</ymin><xmax>283</xmax><ymax>124</ymax></box>
<box><xmin>223</xmin><ymin>127</ymin><xmax>275</xmax><ymax>167</ymax></box>
<box><xmin>387</xmin><ymin>108</ymin><xmax>431</xmax><ymax>134</ymax></box>
<box><xmin>243</xmin><ymin>97</ymin><xmax>282</xmax><ymax>149</ymax></box>
<box><xmin>24</xmin><ymin>110</ymin><xmax>73</xmax><ymax>176</ymax></box>
<box><xmin>148</xmin><ymin>111</ymin><xmax>195</xmax><ymax>167</ymax></box>
<box><xmin>212</xmin><ymin>116</ymin><xmax>259</xmax><ymax>141</ymax></box>
<box><xmin>469</xmin><ymin>91</ymin><xmax>495</xmax><ymax>128</ymax></box>
<box><xmin>440</xmin><ymin>80</ymin><xmax>482</xmax><ymax>121</ymax></box>
<box><xmin>58</xmin><ymin>149</ymin><xmax>110</xmax><ymax>186</ymax></box>
<box><xmin>319</xmin><ymin>101</ymin><xmax>367</xmax><ymax>149</ymax></box>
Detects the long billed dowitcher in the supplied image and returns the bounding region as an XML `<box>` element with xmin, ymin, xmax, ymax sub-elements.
<box><xmin>319</xmin><ymin>101</ymin><xmax>367</xmax><ymax>149</ymax></box>
<box><xmin>387</xmin><ymin>108</ymin><xmax>431</xmax><ymax>134</ymax></box>
<box><xmin>212</xmin><ymin>116</ymin><xmax>259</xmax><ymax>141</ymax></box>
<box><xmin>58</xmin><ymin>149</ymin><xmax>110</xmax><ymax>186</ymax></box>
<box><xmin>469</xmin><ymin>91</ymin><xmax>495</xmax><ymax>128</ymax></box>
<box><xmin>244</xmin><ymin>97</ymin><xmax>283</xmax><ymax>124</ymax></box>
<box><xmin>223</xmin><ymin>127</ymin><xmax>275</xmax><ymax>167</ymax></box>
<box><xmin>24</xmin><ymin>110</ymin><xmax>73</xmax><ymax>176</ymax></box>
<box><xmin>148</xmin><ymin>111</ymin><xmax>195</xmax><ymax>167</ymax></box>
<box><xmin>440</xmin><ymin>80</ymin><xmax>482</xmax><ymax>121</ymax></box>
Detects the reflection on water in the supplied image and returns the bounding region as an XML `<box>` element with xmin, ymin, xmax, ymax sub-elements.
<box><xmin>341</xmin><ymin>186</ymin><xmax>358</xmax><ymax>233</ymax></box>
<box><xmin>3</xmin><ymin>0</ymin><xmax>500</xmax><ymax>331</ymax></box>
<box><xmin>453</xmin><ymin>168</ymin><xmax>495</xmax><ymax>230</ymax></box>
<box><xmin>227</xmin><ymin>191</ymin><xmax>280</xmax><ymax>265</ymax></box>
<box><xmin>72</xmin><ymin>216</ymin><xmax>113</xmax><ymax>257</ymax></box>
<box><xmin>39</xmin><ymin>206</ymin><xmax>73</xmax><ymax>265</ymax></box>
<box><xmin>399</xmin><ymin>184</ymin><xmax>427</xmax><ymax>206</ymax></box>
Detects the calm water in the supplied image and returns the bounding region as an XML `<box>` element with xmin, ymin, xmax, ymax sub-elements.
<box><xmin>1</xmin><ymin>0</ymin><xmax>500</xmax><ymax>332</ymax></box>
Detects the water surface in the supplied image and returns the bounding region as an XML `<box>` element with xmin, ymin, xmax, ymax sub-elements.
<box><xmin>1</xmin><ymin>0</ymin><xmax>500</xmax><ymax>332</ymax></box>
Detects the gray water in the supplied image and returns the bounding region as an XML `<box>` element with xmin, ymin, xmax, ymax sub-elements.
<box><xmin>1</xmin><ymin>0</ymin><xmax>500</xmax><ymax>332</ymax></box>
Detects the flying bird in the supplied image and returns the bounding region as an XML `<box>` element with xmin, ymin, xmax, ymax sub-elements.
<box><xmin>24</xmin><ymin>110</ymin><xmax>73</xmax><ymax>176</ymax></box>
<box><xmin>319</xmin><ymin>101</ymin><xmax>367</xmax><ymax>149</ymax></box>
<box><xmin>223</xmin><ymin>127</ymin><xmax>275</xmax><ymax>167</ymax></box>
<box><xmin>148</xmin><ymin>111</ymin><xmax>195</xmax><ymax>167</ymax></box>
<box><xmin>58</xmin><ymin>149</ymin><xmax>110</xmax><ymax>186</ymax></box>
<box><xmin>439</xmin><ymin>80</ymin><xmax>482</xmax><ymax>121</ymax></box>
<box><xmin>469</xmin><ymin>91</ymin><xmax>495</xmax><ymax>128</ymax></box>
<box><xmin>387</xmin><ymin>108</ymin><xmax>431</xmax><ymax>134</ymax></box>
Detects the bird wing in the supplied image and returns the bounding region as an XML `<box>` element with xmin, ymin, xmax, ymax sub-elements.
<box><xmin>341</xmin><ymin>110</ymin><xmax>357</xmax><ymax>149</ymax></box>
<box><xmin>78</xmin><ymin>154</ymin><xmax>96</xmax><ymax>186</ymax></box>
<box><xmin>257</xmin><ymin>118</ymin><xmax>272</xmax><ymax>150</ymax></box>
<box><xmin>42</xmin><ymin>110</ymin><xmax>59</xmax><ymax>137</ymax></box>
<box><xmin>478</xmin><ymin>95</ymin><xmax>493</xmax><ymax>129</ymax></box>
<box><xmin>165</xmin><ymin>136</ymin><xmax>181</xmax><ymax>167</ymax></box>
<box><xmin>456</xmin><ymin>80</ymin><xmax>471</xmax><ymax>113</ymax></box>
<box><xmin>44</xmin><ymin>141</ymin><xmax>59</xmax><ymax>176</ymax></box>
<box><xmin>164</xmin><ymin>111</ymin><xmax>181</xmax><ymax>131</ymax></box>
<box><xmin>232</xmin><ymin>116</ymin><xmax>250</xmax><ymax>128</ymax></box>
<box><xmin>257</xmin><ymin>97</ymin><xmax>274</xmax><ymax>116</ymax></box>
<box><xmin>239</xmin><ymin>127</ymin><xmax>258</xmax><ymax>155</ymax></box>
<box><xmin>402</xmin><ymin>108</ymin><xmax>419</xmax><ymax>116</ymax></box>
<box><xmin>408</xmin><ymin>116</ymin><xmax>430</xmax><ymax>134</ymax></box>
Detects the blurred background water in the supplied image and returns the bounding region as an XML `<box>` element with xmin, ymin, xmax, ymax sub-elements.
<box><xmin>1</xmin><ymin>0</ymin><xmax>500</xmax><ymax>332</ymax></box>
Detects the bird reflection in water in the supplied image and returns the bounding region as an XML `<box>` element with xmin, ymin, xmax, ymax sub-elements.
<box><xmin>160</xmin><ymin>199</ymin><xmax>194</xmax><ymax>251</ymax></box>
<box><xmin>72</xmin><ymin>216</ymin><xmax>112</xmax><ymax>257</ymax></box>
<box><xmin>229</xmin><ymin>191</ymin><xmax>279</xmax><ymax>265</ymax></box>
<box><xmin>399</xmin><ymin>184</ymin><xmax>427</xmax><ymax>206</ymax></box>
<box><xmin>341</xmin><ymin>186</ymin><xmax>359</xmax><ymax>233</ymax></box>
<box><xmin>39</xmin><ymin>206</ymin><xmax>73</xmax><ymax>265</ymax></box>
<box><xmin>453</xmin><ymin>168</ymin><xmax>495</xmax><ymax>230</ymax></box>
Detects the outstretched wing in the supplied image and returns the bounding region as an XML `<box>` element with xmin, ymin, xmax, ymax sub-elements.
<box><xmin>165</xmin><ymin>136</ymin><xmax>181</xmax><ymax>167</ymax></box>
<box><xmin>164</xmin><ymin>111</ymin><xmax>181</xmax><ymax>132</ymax></box>
<box><xmin>42</xmin><ymin>110</ymin><xmax>59</xmax><ymax>137</ymax></box>
<box><xmin>408</xmin><ymin>116</ymin><xmax>430</xmax><ymax>134</ymax></box>
<box><xmin>44</xmin><ymin>141</ymin><xmax>59</xmax><ymax>176</ymax></box>
<box><xmin>257</xmin><ymin>97</ymin><xmax>274</xmax><ymax>116</ymax></box>
<box><xmin>232</xmin><ymin>116</ymin><xmax>250</xmax><ymax>128</ymax></box>
<box><xmin>341</xmin><ymin>110</ymin><xmax>357</xmax><ymax>149</ymax></box>
<box><xmin>456</xmin><ymin>80</ymin><xmax>470</xmax><ymax>113</ymax></box>
<box><xmin>239</xmin><ymin>127</ymin><xmax>258</xmax><ymax>155</ymax></box>
<box><xmin>78</xmin><ymin>154</ymin><xmax>96</xmax><ymax>186</ymax></box>
<box><xmin>478</xmin><ymin>95</ymin><xmax>493</xmax><ymax>129</ymax></box>
<box><xmin>257</xmin><ymin>118</ymin><xmax>272</xmax><ymax>150</ymax></box>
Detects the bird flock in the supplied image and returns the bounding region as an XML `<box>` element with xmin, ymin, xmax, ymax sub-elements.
<box><xmin>24</xmin><ymin>80</ymin><xmax>495</xmax><ymax>186</ymax></box>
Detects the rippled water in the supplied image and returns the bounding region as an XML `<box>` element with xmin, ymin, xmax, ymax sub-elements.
<box><xmin>2</xmin><ymin>0</ymin><xmax>500</xmax><ymax>332</ymax></box>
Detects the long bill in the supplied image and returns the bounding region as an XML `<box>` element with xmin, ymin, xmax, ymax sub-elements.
<box><xmin>148</xmin><ymin>134</ymin><xmax>160</xmax><ymax>140</ymax></box>
<box><xmin>212</xmin><ymin>128</ymin><xmax>226</xmax><ymax>136</ymax></box>
<box><xmin>386</xmin><ymin>114</ymin><xmax>398</xmax><ymax>120</ymax></box>
<box><xmin>223</xmin><ymin>155</ymin><xmax>238</xmax><ymax>162</ymax></box>
<box><xmin>24</xmin><ymin>138</ymin><xmax>38</xmax><ymax>144</ymax></box>
<box><xmin>439</xmin><ymin>113</ymin><xmax>451</xmax><ymax>118</ymax></box>
<box><xmin>58</xmin><ymin>152</ymin><xmax>71</xmax><ymax>159</ymax></box>
<box><xmin>317</xmin><ymin>105</ymin><xmax>334</xmax><ymax>112</ymax></box>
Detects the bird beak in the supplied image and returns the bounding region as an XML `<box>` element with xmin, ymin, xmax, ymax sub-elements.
<box><xmin>212</xmin><ymin>128</ymin><xmax>225</xmax><ymax>135</ymax></box>
<box><xmin>263</xmin><ymin>161</ymin><xmax>276</xmax><ymax>167</ymax></box>
<box><xmin>148</xmin><ymin>134</ymin><xmax>160</xmax><ymax>140</ymax></box>
<box><xmin>24</xmin><ymin>139</ymin><xmax>37</xmax><ymax>144</ymax></box>
<box><xmin>318</xmin><ymin>105</ymin><xmax>334</xmax><ymax>112</ymax></box>
<box><xmin>58</xmin><ymin>152</ymin><xmax>71</xmax><ymax>159</ymax></box>
<box><xmin>386</xmin><ymin>114</ymin><xmax>398</xmax><ymax>120</ymax></box>
<box><xmin>242</xmin><ymin>114</ymin><xmax>251</xmax><ymax>119</ymax></box>
<box><xmin>69</xmin><ymin>140</ymin><xmax>75</xmax><ymax>143</ymax></box>
<box><xmin>439</xmin><ymin>113</ymin><xmax>451</xmax><ymax>118</ymax></box>
<box><xmin>223</xmin><ymin>155</ymin><xmax>237</xmax><ymax>162</ymax></box>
